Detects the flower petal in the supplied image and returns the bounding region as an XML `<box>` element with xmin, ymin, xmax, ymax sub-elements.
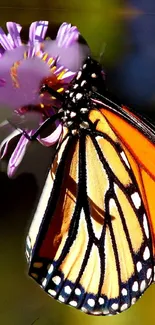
<box><xmin>0</xmin><ymin>27</ymin><xmax>13</xmax><ymax>50</ymax></box>
<box><xmin>56</xmin><ymin>22</ymin><xmax>79</xmax><ymax>48</ymax></box>
<box><xmin>44</xmin><ymin>39</ymin><xmax>90</xmax><ymax>72</ymax></box>
<box><xmin>6</xmin><ymin>22</ymin><xmax>22</xmax><ymax>48</ymax></box>
<box><xmin>28</xmin><ymin>20</ymin><xmax>49</xmax><ymax>57</ymax></box>
<box><xmin>29</xmin><ymin>20</ymin><xmax>49</xmax><ymax>44</ymax></box>
<box><xmin>7</xmin><ymin>131</ymin><xmax>32</xmax><ymax>177</ymax></box>
<box><xmin>55</xmin><ymin>68</ymin><xmax>75</xmax><ymax>83</ymax></box>
<box><xmin>1</xmin><ymin>44</ymin><xmax>27</xmax><ymax>63</ymax></box>
<box><xmin>43</xmin><ymin>22</ymin><xmax>90</xmax><ymax>72</ymax></box>
<box><xmin>38</xmin><ymin>123</ymin><xmax>62</xmax><ymax>146</ymax></box>
<box><xmin>0</xmin><ymin>54</ymin><xmax>52</xmax><ymax>109</ymax></box>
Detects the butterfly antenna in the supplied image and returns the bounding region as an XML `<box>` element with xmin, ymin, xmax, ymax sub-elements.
<box><xmin>98</xmin><ymin>42</ymin><xmax>107</xmax><ymax>64</ymax></box>
<box><xmin>0</xmin><ymin>120</ymin><xmax>10</xmax><ymax>128</ymax></box>
<box><xmin>30</xmin><ymin>317</ymin><xmax>39</xmax><ymax>325</ymax></box>
<box><xmin>93</xmin><ymin>91</ymin><xmax>122</xmax><ymax>110</ymax></box>
<box><xmin>7</xmin><ymin>117</ymin><xmax>25</xmax><ymax>134</ymax></box>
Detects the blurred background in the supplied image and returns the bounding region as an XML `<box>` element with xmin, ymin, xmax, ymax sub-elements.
<box><xmin>1</xmin><ymin>0</ymin><xmax>155</xmax><ymax>324</ymax></box>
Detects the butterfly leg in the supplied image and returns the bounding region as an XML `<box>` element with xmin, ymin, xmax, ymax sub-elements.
<box><xmin>8</xmin><ymin>112</ymin><xmax>62</xmax><ymax>141</ymax></box>
<box><xmin>22</xmin><ymin>117</ymin><xmax>53</xmax><ymax>141</ymax></box>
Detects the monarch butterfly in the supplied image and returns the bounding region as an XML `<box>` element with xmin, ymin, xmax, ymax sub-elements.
<box><xmin>26</xmin><ymin>56</ymin><xmax>155</xmax><ymax>316</ymax></box>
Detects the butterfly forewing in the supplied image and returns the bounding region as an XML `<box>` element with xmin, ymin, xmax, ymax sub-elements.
<box><xmin>101</xmin><ymin>107</ymin><xmax>155</xmax><ymax>251</ymax></box>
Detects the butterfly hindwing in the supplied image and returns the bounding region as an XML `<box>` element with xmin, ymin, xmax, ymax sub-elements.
<box><xmin>26</xmin><ymin>106</ymin><xmax>154</xmax><ymax>315</ymax></box>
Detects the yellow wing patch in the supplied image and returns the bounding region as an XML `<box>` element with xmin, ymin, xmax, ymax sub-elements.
<box><xmin>86</xmin><ymin>136</ymin><xmax>108</xmax><ymax>238</ymax></box>
<box><xmin>101</xmin><ymin>227</ymin><xmax>119</xmax><ymax>298</ymax></box>
<box><xmin>60</xmin><ymin>209</ymin><xmax>89</xmax><ymax>284</ymax></box>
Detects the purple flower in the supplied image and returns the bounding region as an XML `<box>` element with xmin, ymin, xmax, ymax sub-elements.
<box><xmin>0</xmin><ymin>21</ymin><xmax>90</xmax><ymax>177</ymax></box>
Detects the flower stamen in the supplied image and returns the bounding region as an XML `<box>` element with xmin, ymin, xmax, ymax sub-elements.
<box><xmin>42</xmin><ymin>53</ymin><xmax>48</xmax><ymax>61</ymax></box>
<box><xmin>57</xmin><ymin>87</ymin><xmax>64</xmax><ymax>93</ymax></box>
<box><xmin>24</xmin><ymin>51</ymin><xmax>28</xmax><ymax>59</ymax></box>
<box><xmin>10</xmin><ymin>61</ymin><xmax>21</xmax><ymax>88</ymax></box>
<box><xmin>47</xmin><ymin>57</ymin><xmax>55</xmax><ymax>67</ymax></box>
<box><xmin>57</xmin><ymin>70</ymin><xmax>67</xmax><ymax>80</ymax></box>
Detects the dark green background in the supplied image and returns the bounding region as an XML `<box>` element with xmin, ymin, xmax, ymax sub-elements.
<box><xmin>1</xmin><ymin>1</ymin><xmax>155</xmax><ymax>324</ymax></box>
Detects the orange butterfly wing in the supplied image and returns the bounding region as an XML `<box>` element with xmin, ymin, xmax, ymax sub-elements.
<box><xmin>26</xmin><ymin>106</ymin><xmax>155</xmax><ymax>316</ymax></box>
<box><xmin>100</xmin><ymin>107</ymin><xmax>155</xmax><ymax>251</ymax></box>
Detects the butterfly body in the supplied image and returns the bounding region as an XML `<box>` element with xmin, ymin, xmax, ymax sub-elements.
<box><xmin>26</xmin><ymin>56</ymin><xmax>155</xmax><ymax>315</ymax></box>
<box><xmin>56</xmin><ymin>57</ymin><xmax>105</xmax><ymax>134</ymax></box>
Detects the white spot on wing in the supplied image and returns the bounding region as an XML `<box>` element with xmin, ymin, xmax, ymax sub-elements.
<box><xmin>143</xmin><ymin>214</ymin><xmax>149</xmax><ymax>238</ymax></box>
<box><xmin>58</xmin><ymin>295</ymin><xmax>65</xmax><ymax>302</ymax></box>
<box><xmin>120</xmin><ymin>303</ymin><xmax>128</xmax><ymax>311</ymax></box>
<box><xmin>140</xmin><ymin>280</ymin><xmax>146</xmax><ymax>292</ymax></box>
<box><xmin>64</xmin><ymin>285</ymin><xmax>72</xmax><ymax>294</ymax></box>
<box><xmin>48</xmin><ymin>264</ymin><xmax>54</xmax><ymax>275</ymax></box>
<box><xmin>81</xmin><ymin>307</ymin><xmax>87</xmax><ymax>312</ymax></box>
<box><xmin>48</xmin><ymin>289</ymin><xmax>56</xmax><ymax>296</ymax></box>
<box><xmin>147</xmin><ymin>268</ymin><xmax>152</xmax><ymax>279</ymax></box>
<box><xmin>98</xmin><ymin>297</ymin><xmax>104</xmax><ymax>305</ymax></box>
<box><xmin>87</xmin><ymin>298</ymin><xmax>95</xmax><ymax>307</ymax></box>
<box><xmin>131</xmin><ymin>192</ymin><xmax>141</xmax><ymax>209</ymax></box>
<box><xmin>136</xmin><ymin>261</ymin><xmax>142</xmax><ymax>272</ymax></box>
<box><xmin>75</xmin><ymin>288</ymin><xmax>81</xmax><ymax>295</ymax></box>
<box><xmin>42</xmin><ymin>278</ymin><xmax>47</xmax><ymax>287</ymax></box>
<box><xmin>132</xmin><ymin>281</ymin><xmax>138</xmax><ymax>292</ymax></box>
<box><xmin>111</xmin><ymin>303</ymin><xmax>119</xmax><ymax>310</ymax></box>
<box><xmin>131</xmin><ymin>297</ymin><xmax>137</xmax><ymax>305</ymax></box>
<box><xmin>120</xmin><ymin>151</ymin><xmax>130</xmax><ymax>168</ymax></box>
<box><xmin>122</xmin><ymin>288</ymin><xmax>127</xmax><ymax>296</ymax></box>
<box><xmin>143</xmin><ymin>246</ymin><xmax>150</xmax><ymax>260</ymax></box>
<box><xmin>69</xmin><ymin>300</ymin><xmax>78</xmax><ymax>307</ymax></box>
<box><xmin>52</xmin><ymin>275</ymin><xmax>61</xmax><ymax>285</ymax></box>
<box><xmin>109</xmin><ymin>198</ymin><xmax>116</xmax><ymax>209</ymax></box>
